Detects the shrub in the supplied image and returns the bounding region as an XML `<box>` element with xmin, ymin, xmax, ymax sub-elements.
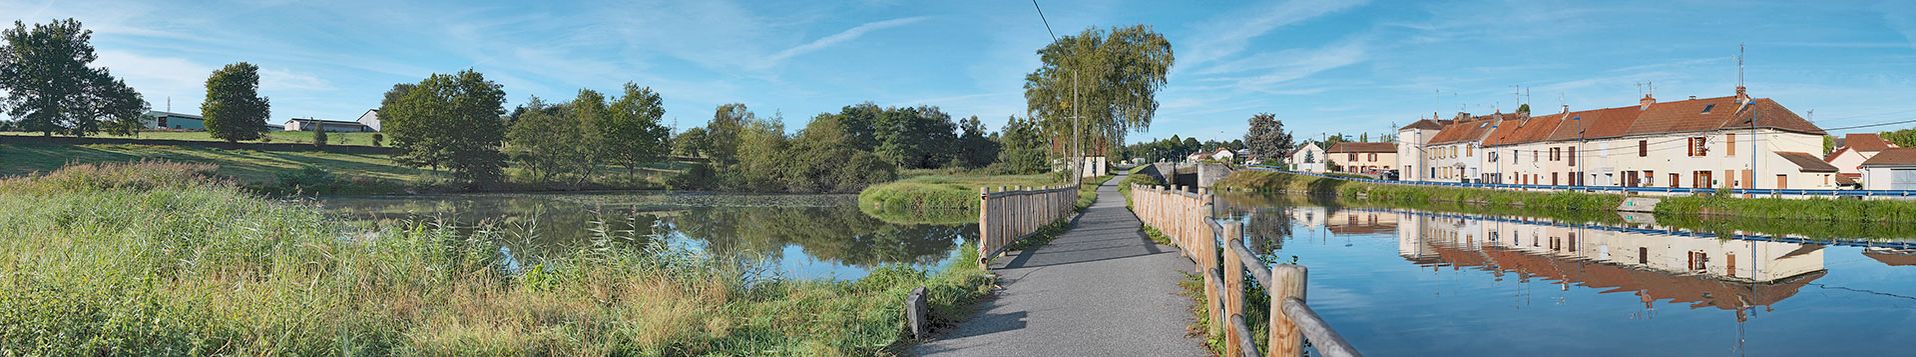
<box><xmin>275</xmin><ymin>166</ymin><xmax>341</xmax><ymax>194</ymax></box>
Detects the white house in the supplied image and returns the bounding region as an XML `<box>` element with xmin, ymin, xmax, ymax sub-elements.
<box><xmin>1208</xmin><ymin>148</ymin><xmax>1236</xmax><ymax>162</ymax></box>
<box><xmin>355</xmin><ymin>109</ymin><xmax>382</xmax><ymax>131</ymax></box>
<box><xmin>1825</xmin><ymin>133</ymin><xmax>1898</xmax><ymax>186</ymax></box>
<box><xmin>1860</xmin><ymin>148</ymin><xmax>1916</xmax><ymax>190</ymax></box>
<box><xmin>1396</xmin><ymin>118</ymin><xmax>1448</xmax><ymax>181</ymax></box>
<box><xmin>1289</xmin><ymin>142</ymin><xmax>1326</xmax><ymax>173</ymax></box>
<box><xmin>284</xmin><ymin>118</ymin><xmax>376</xmax><ymax>132</ymax></box>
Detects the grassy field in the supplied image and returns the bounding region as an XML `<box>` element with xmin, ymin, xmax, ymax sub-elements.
<box><xmin>0</xmin><ymin>139</ymin><xmax>676</xmax><ymax>194</ymax></box>
<box><xmin>1</xmin><ymin>131</ymin><xmax>385</xmax><ymax>147</ymax></box>
<box><xmin>1</xmin><ymin>140</ymin><xmax>421</xmax><ymax>194</ymax></box>
<box><xmin>0</xmin><ymin>162</ymin><xmax>993</xmax><ymax>355</ymax></box>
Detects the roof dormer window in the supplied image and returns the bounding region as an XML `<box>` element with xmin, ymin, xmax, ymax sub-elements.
<box><xmin>1701</xmin><ymin>104</ymin><xmax>1715</xmax><ymax>114</ymax></box>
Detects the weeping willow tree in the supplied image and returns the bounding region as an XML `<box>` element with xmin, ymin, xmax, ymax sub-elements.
<box><xmin>1023</xmin><ymin>24</ymin><xmax>1173</xmax><ymax>165</ymax></box>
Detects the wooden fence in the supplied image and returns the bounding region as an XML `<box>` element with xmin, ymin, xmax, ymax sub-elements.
<box><xmin>1129</xmin><ymin>184</ymin><xmax>1361</xmax><ymax>357</ymax></box>
<box><xmin>976</xmin><ymin>185</ymin><xmax>1080</xmax><ymax>269</ymax></box>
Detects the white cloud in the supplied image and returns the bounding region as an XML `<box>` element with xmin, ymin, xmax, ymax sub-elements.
<box><xmin>762</xmin><ymin>16</ymin><xmax>927</xmax><ymax>68</ymax></box>
<box><xmin>1218</xmin><ymin>40</ymin><xmax>1369</xmax><ymax>88</ymax></box>
<box><xmin>259</xmin><ymin>68</ymin><xmax>333</xmax><ymax>91</ymax></box>
<box><xmin>92</xmin><ymin>50</ymin><xmax>211</xmax><ymax>111</ymax></box>
<box><xmin>1182</xmin><ymin>0</ymin><xmax>1368</xmax><ymax>67</ymax></box>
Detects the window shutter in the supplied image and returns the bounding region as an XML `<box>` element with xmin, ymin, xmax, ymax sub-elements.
<box><xmin>1639</xmin><ymin>140</ymin><xmax>1648</xmax><ymax>157</ymax></box>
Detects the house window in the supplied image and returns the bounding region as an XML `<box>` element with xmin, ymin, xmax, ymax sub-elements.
<box><xmin>1568</xmin><ymin>147</ymin><xmax>1577</xmax><ymax>167</ymax></box>
<box><xmin>1550</xmin><ymin>147</ymin><xmax>1561</xmax><ymax>161</ymax></box>
<box><xmin>1488</xmin><ymin>151</ymin><xmax>1498</xmax><ymax>162</ymax></box>
<box><xmin>1368</xmin><ymin>153</ymin><xmax>1377</xmax><ymax>161</ymax></box>
<box><xmin>1639</xmin><ymin>140</ymin><xmax>1648</xmax><ymax>157</ymax></box>
<box><xmin>1687</xmin><ymin>137</ymin><xmax>1708</xmax><ymax>157</ymax></box>
<box><xmin>1466</xmin><ymin>146</ymin><xmax>1473</xmax><ymax>157</ymax></box>
<box><xmin>1532</xmin><ymin>150</ymin><xmax>1539</xmax><ymax>162</ymax></box>
<box><xmin>1348</xmin><ymin>153</ymin><xmax>1357</xmax><ymax>162</ymax></box>
<box><xmin>1726</xmin><ymin>133</ymin><xmax>1737</xmax><ymax>156</ymax></box>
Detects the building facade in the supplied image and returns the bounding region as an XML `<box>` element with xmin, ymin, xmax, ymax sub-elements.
<box><xmin>1327</xmin><ymin>142</ymin><xmax>1398</xmax><ymax>174</ymax></box>
<box><xmin>142</xmin><ymin>111</ymin><xmax>205</xmax><ymax>130</ymax></box>
<box><xmin>1290</xmin><ymin>142</ymin><xmax>1326</xmax><ymax>173</ymax></box>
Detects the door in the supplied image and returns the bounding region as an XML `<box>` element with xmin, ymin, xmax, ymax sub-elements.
<box><xmin>1669</xmin><ymin>173</ymin><xmax>1680</xmax><ymax>188</ymax></box>
<box><xmin>1777</xmin><ymin>175</ymin><xmax>1788</xmax><ymax>189</ymax></box>
<box><xmin>1694</xmin><ymin>171</ymin><xmax>1712</xmax><ymax>189</ymax></box>
<box><xmin>1894</xmin><ymin>169</ymin><xmax>1916</xmax><ymax>190</ymax></box>
<box><xmin>1625</xmin><ymin>171</ymin><xmax>1639</xmax><ymax>187</ymax></box>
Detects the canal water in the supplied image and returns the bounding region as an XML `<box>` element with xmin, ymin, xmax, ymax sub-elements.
<box><xmin>318</xmin><ymin>193</ymin><xmax>972</xmax><ymax>281</ymax></box>
<box><xmin>1215</xmin><ymin>194</ymin><xmax>1916</xmax><ymax>356</ymax></box>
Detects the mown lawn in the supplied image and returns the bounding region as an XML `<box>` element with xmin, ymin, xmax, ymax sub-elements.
<box><xmin>0</xmin><ymin>141</ymin><xmax>423</xmax><ymax>192</ymax></box>
<box><xmin>1</xmin><ymin>131</ymin><xmax>385</xmax><ymax>147</ymax></box>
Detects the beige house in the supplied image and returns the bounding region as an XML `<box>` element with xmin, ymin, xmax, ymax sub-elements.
<box><xmin>1406</xmin><ymin>88</ymin><xmax>1835</xmax><ymax>189</ymax></box>
<box><xmin>1396</xmin><ymin>118</ymin><xmax>1449</xmax><ymax>181</ymax></box>
<box><xmin>1327</xmin><ymin>142</ymin><xmax>1397</xmax><ymax>174</ymax></box>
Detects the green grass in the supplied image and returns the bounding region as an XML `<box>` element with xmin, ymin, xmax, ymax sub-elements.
<box><xmin>1214</xmin><ymin>170</ymin><xmax>1625</xmax><ymax>213</ymax></box>
<box><xmin>0</xmin><ymin>162</ymin><xmax>993</xmax><ymax>355</ymax></box>
<box><xmin>2</xmin><ymin>130</ymin><xmax>385</xmax><ymax>147</ymax></box>
<box><xmin>857</xmin><ymin>171</ymin><xmax>1066</xmax><ymax>222</ymax></box>
<box><xmin>0</xmin><ymin>140</ymin><xmax>671</xmax><ymax>195</ymax></box>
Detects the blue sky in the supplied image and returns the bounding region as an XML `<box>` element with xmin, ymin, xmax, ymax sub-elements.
<box><xmin>7</xmin><ymin>0</ymin><xmax>1916</xmax><ymax>143</ymax></box>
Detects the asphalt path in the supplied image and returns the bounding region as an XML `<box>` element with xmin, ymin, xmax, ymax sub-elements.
<box><xmin>914</xmin><ymin>174</ymin><xmax>1206</xmax><ymax>356</ymax></box>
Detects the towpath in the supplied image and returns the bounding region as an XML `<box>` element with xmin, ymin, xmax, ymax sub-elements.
<box><xmin>914</xmin><ymin>173</ymin><xmax>1206</xmax><ymax>356</ymax></box>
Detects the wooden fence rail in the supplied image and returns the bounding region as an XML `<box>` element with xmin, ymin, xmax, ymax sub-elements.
<box><xmin>1129</xmin><ymin>184</ymin><xmax>1361</xmax><ymax>357</ymax></box>
<box><xmin>976</xmin><ymin>185</ymin><xmax>1080</xmax><ymax>269</ymax></box>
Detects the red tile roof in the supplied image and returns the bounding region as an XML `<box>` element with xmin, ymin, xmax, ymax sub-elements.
<box><xmin>1399</xmin><ymin>119</ymin><xmax>1449</xmax><ymax>131</ymax></box>
<box><xmin>1482</xmin><ymin>113</ymin><xmax>1558</xmax><ymax>147</ymax></box>
<box><xmin>1429</xmin><ymin>113</ymin><xmax>1507</xmax><ymax>145</ymax></box>
<box><xmin>1842</xmin><ymin>133</ymin><xmax>1896</xmax><ymax>152</ymax></box>
<box><xmin>1327</xmin><ymin>142</ymin><xmax>1397</xmax><ymax>153</ymax></box>
<box><xmin>1775</xmin><ymin>152</ymin><xmax>1839</xmax><ymax>173</ymax></box>
<box><xmin>1861</xmin><ymin>148</ymin><xmax>1916</xmax><ymax>167</ymax></box>
<box><xmin>1418</xmin><ymin>94</ymin><xmax>1823</xmax><ymax>148</ymax></box>
<box><xmin>1546</xmin><ymin>105</ymin><xmax>1645</xmax><ymax>141</ymax></box>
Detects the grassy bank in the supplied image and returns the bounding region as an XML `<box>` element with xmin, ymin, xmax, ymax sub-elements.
<box><xmin>1214</xmin><ymin>170</ymin><xmax>1624</xmax><ymax>213</ymax></box>
<box><xmin>2</xmin><ymin>130</ymin><xmax>384</xmax><ymax>147</ymax></box>
<box><xmin>857</xmin><ymin>171</ymin><xmax>1065</xmax><ymax>222</ymax></box>
<box><xmin>0</xmin><ymin>140</ymin><xmax>672</xmax><ymax>195</ymax></box>
<box><xmin>0</xmin><ymin>162</ymin><xmax>990</xmax><ymax>355</ymax></box>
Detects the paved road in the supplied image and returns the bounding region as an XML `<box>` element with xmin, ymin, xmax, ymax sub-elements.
<box><xmin>915</xmin><ymin>174</ymin><xmax>1206</xmax><ymax>356</ymax></box>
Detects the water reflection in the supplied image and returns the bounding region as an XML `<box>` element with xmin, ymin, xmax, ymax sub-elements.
<box><xmin>1213</xmin><ymin>193</ymin><xmax>1916</xmax><ymax>356</ymax></box>
<box><xmin>319</xmin><ymin>194</ymin><xmax>972</xmax><ymax>280</ymax></box>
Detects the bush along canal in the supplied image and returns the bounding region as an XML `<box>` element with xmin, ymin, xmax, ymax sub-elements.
<box><xmin>0</xmin><ymin>162</ymin><xmax>993</xmax><ymax>355</ymax></box>
<box><xmin>1209</xmin><ymin>190</ymin><xmax>1916</xmax><ymax>356</ymax></box>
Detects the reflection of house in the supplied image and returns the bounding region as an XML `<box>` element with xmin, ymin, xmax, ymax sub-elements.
<box><xmin>1864</xmin><ymin>248</ymin><xmax>1916</xmax><ymax>266</ymax></box>
<box><xmin>142</xmin><ymin>110</ymin><xmax>204</xmax><ymax>130</ymax></box>
<box><xmin>1326</xmin><ymin>210</ymin><xmax>1396</xmax><ymax>235</ymax></box>
<box><xmin>1396</xmin><ymin>210</ymin><xmax>1827</xmax><ymax>314</ymax></box>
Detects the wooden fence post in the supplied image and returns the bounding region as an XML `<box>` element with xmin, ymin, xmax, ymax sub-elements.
<box><xmin>1222</xmin><ymin>220</ymin><xmax>1245</xmax><ymax>357</ymax></box>
<box><xmin>978</xmin><ymin>187</ymin><xmax>991</xmax><ymax>270</ymax></box>
<box><xmin>1271</xmin><ymin>264</ymin><xmax>1308</xmax><ymax>357</ymax></box>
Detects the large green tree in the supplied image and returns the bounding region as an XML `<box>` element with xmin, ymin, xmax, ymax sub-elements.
<box><xmin>954</xmin><ymin>115</ymin><xmax>998</xmax><ymax>168</ymax></box>
<box><xmin>995</xmin><ymin>116</ymin><xmax>1050</xmax><ymax>174</ymax></box>
<box><xmin>0</xmin><ymin>19</ymin><xmax>146</xmax><ymax>137</ymax></box>
<box><xmin>704</xmin><ymin>103</ymin><xmax>751</xmax><ymax>164</ymax></box>
<box><xmin>602</xmin><ymin>83</ymin><xmax>671</xmax><ymax>174</ymax></box>
<box><xmin>1024</xmin><ymin>24</ymin><xmax>1174</xmax><ymax>160</ymax></box>
<box><xmin>202</xmin><ymin>62</ymin><xmax>271</xmax><ymax>142</ymax></box>
<box><xmin>505</xmin><ymin>96</ymin><xmax>586</xmax><ymax>182</ymax></box>
<box><xmin>379</xmin><ymin>69</ymin><xmax>508</xmax><ymax>183</ymax></box>
<box><xmin>874</xmin><ymin>105</ymin><xmax>958</xmax><ymax>169</ymax></box>
<box><xmin>1243</xmin><ymin>113</ymin><xmax>1292</xmax><ymax>164</ymax></box>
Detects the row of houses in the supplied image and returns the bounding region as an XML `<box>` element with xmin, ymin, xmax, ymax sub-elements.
<box><xmin>1362</xmin><ymin>87</ymin><xmax>1916</xmax><ymax>190</ymax></box>
<box><xmin>139</xmin><ymin>109</ymin><xmax>382</xmax><ymax>132</ymax></box>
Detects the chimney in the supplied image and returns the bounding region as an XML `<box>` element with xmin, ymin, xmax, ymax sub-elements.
<box><xmin>1638</xmin><ymin>94</ymin><xmax>1656</xmax><ymax>110</ymax></box>
<box><xmin>1735</xmin><ymin>86</ymin><xmax>1750</xmax><ymax>104</ymax></box>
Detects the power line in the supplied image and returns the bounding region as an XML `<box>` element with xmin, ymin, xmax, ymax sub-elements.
<box><xmin>1031</xmin><ymin>0</ymin><xmax>1057</xmax><ymax>41</ymax></box>
<box><xmin>1821</xmin><ymin>118</ymin><xmax>1916</xmax><ymax>131</ymax></box>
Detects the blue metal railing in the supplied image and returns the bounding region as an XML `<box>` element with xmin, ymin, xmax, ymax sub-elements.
<box><xmin>1246</xmin><ymin>166</ymin><xmax>1916</xmax><ymax>198</ymax></box>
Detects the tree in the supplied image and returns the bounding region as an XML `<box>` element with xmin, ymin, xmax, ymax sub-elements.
<box><xmin>312</xmin><ymin>122</ymin><xmax>328</xmax><ymax>147</ymax></box>
<box><xmin>731</xmin><ymin>111</ymin><xmax>788</xmax><ymax>191</ymax></box>
<box><xmin>996</xmin><ymin>116</ymin><xmax>1050</xmax><ymax>174</ymax></box>
<box><xmin>380</xmin><ymin>69</ymin><xmax>508</xmax><ymax>183</ymax></box>
<box><xmin>1243</xmin><ymin>113</ymin><xmax>1292</xmax><ymax>164</ymax></box>
<box><xmin>1024</xmin><ymin>25</ymin><xmax>1174</xmax><ymax>162</ymax></box>
<box><xmin>0</xmin><ymin>19</ymin><xmax>146</xmax><ymax>137</ymax></box>
<box><xmin>784</xmin><ymin>113</ymin><xmax>896</xmax><ymax>193</ymax></box>
<box><xmin>1883</xmin><ymin>128</ymin><xmax>1916</xmax><ymax>149</ymax></box>
<box><xmin>673</xmin><ymin>127</ymin><xmax>708</xmax><ymax>158</ymax></box>
<box><xmin>1358</xmin><ymin>132</ymin><xmax>1368</xmax><ymax>143</ymax></box>
<box><xmin>202</xmin><ymin>62</ymin><xmax>271</xmax><ymax>142</ymax></box>
<box><xmin>954</xmin><ymin>115</ymin><xmax>999</xmax><ymax>168</ymax></box>
<box><xmin>505</xmin><ymin>96</ymin><xmax>587</xmax><ymax>183</ymax></box>
<box><xmin>875</xmin><ymin>105</ymin><xmax>958</xmax><ymax>169</ymax></box>
<box><xmin>703</xmin><ymin>103</ymin><xmax>752</xmax><ymax>165</ymax></box>
<box><xmin>602</xmin><ymin>83</ymin><xmax>672</xmax><ymax>174</ymax></box>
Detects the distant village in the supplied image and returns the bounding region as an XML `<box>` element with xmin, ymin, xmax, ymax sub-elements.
<box><xmin>1283</xmin><ymin>86</ymin><xmax>1916</xmax><ymax>191</ymax></box>
<box><xmin>140</xmin><ymin>109</ymin><xmax>383</xmax><ymax>133</ymax></box>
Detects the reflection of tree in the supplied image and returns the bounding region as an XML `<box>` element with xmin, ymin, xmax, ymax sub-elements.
<box><xmin>1216</xmin><ymin>192</ymin><xmax>1295</xmax><ymax>256</ymax></box>
<box><xmin>667</xmin><ymin>205</ymin><xmax>966</xmax><ymax>267</ymax></box>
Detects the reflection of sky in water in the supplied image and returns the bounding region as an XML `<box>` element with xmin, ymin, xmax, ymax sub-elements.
<box><xmin>1224</xmin><ymin>203</ymin><xmax>1916</xmax><ymax>356</ymax></box>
